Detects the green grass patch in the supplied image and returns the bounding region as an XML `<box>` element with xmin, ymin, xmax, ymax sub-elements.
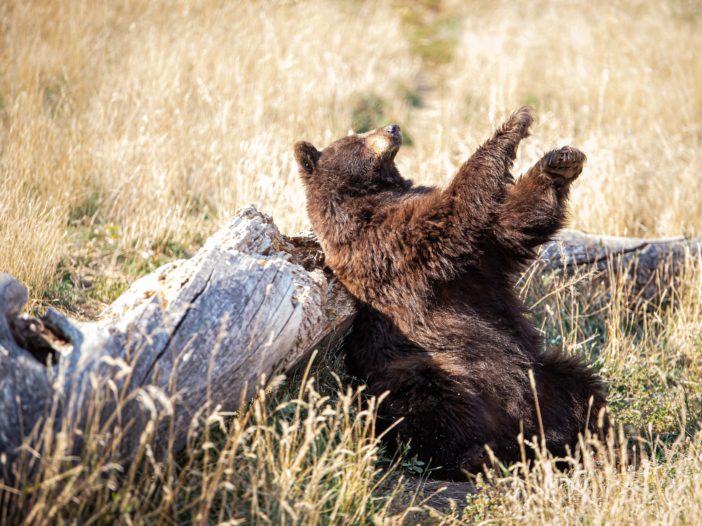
<box><xmin>396</xmin><ymin>0</ymin><xmax>463</xmax><ymax>66</ymax></box>
<box><xmin>37</xmin><ymin>222</ymin><xmax>195</xmax><ymax>317</ymax></box>
<box><xmin>350</xmin><ymin>93</ymin><xmax>386</xmax><ymax>133</ymax></box>
<box><xmin>350</xmin><ymin>92</ymin><xmax>415</xmax><ymax>146</ymax></box>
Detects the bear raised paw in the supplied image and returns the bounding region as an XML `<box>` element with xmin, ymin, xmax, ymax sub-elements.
<box><xmin>294</xmin><ymin>108</ymin><xmax>607</xmax><ymax>480</ymax></box>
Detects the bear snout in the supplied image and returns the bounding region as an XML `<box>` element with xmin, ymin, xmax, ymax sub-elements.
<box><xmin>384</xmin><ymin>124</ymin><xmax>401</xmax><ymax>137</ymax></box>
<box><xmin>362</xmin><ymin>124</ymin><xmax>402</xmax><ymax>155</ymax></box>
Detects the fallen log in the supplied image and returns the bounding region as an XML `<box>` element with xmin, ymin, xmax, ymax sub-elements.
<box><xmin>541</xmin><ymin>229</ymin><xmax>702</xmax><ymax>303</ymax></box>
<box><xmin>0</xmin><ymin>206</ymin><xmax>355</xmax><ymax>475</ymax></box>
<box><xmin>0</xmin><ymin>206</ymin><xmax>700</xmax><ymax>476</ymax></box>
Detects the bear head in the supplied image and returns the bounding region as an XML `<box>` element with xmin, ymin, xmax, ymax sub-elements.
<box><xmin>294</xmin><ymin>124</ymin><xmax>411</xmax><ymax>244</ymax></box>
<box><xmin>294</xmin><ymin>124</ymin><xmax>409</xmax><ymax>194</ymax></box>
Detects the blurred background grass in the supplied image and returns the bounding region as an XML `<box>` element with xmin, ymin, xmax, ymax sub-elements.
<box><xmin>2</xmin><ymin>1</ymin><xmax>702</xmax><ymax>524</ymax></box>
<box><xmin>1</xmin><ymin>0</ymin><xmax>700</xmax><ymax>312</ymax></box>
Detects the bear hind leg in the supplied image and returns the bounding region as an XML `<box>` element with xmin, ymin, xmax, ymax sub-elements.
<box><xmin>534</xmin><ymin>349</ymin><xmax>609</xmax><ymax>457</ymax></box>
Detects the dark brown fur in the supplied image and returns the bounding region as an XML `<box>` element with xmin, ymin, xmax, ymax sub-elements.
<box><xmin>295</xmin><ymin>109</ymin><xmax>608</xmax><ymax>479</ymax></box>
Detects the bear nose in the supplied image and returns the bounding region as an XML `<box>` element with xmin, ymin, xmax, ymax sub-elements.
<box><xmin>384</xmin><ymin>124</ymin><xmax>401</xmax><ymax>137</ymax></box>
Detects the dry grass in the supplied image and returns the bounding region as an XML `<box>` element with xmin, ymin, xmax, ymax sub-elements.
<box><xmin>431</xmin><ymin>0</ymin><xmax>702</xmax><ymax>238</ymax></box>
<box><xmin>0</xmin><ymin>358</ymin><xmax>424</xmax><ymax>525</ymax></box>
<box><xmin>3</xmin><ymin>0</ymin><xmax>700</xmax><ymax>303</ymax></box>
<box><xmin>452</xmin><ymin>257</ymin><xmax>702</xmax><ymax>525</ymax></box>
<box><xmin>2</xmin><ymin>0</ymin><xmax>702</xmax><ymax>524</ymax></box>
<box><xmin>1</xmin><ymin>0</ymin><xmax>418</xmax><ymax>302</ymax></box>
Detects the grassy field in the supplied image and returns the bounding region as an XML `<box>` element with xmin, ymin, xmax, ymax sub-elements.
<box><xmin>1</xmin><ymin>0</ymin><xmax>702</xmax><ymax>523</ymax></box>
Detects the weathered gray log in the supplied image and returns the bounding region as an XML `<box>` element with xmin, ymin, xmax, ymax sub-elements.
<box><xmin>540</xmin><ymin>229</ymin><xmax>702</xmax><ymax>303</ymax></box>
<box><xmin>0</xmin><ymin>206</ymin><xmax>700</xmax><ymax>478</ymax></box>
<box><xmin>0</xmin><ymin>206</ymin><xmax>355</xmax><ymax>474</ymax></box>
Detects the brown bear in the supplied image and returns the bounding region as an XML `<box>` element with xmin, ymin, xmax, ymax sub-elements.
<box><xmin>294</xmin><ymin>107</ymin><xmax>608</xmax><ymax>479</ymax></box>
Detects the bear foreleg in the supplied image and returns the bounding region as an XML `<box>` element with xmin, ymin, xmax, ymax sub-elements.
<box><xmin>444</xmin><ymin>107</ymin><xmax>534</xmax><ymax>230</ymax></box>
<box><xmin>493</xmin><ymin>146</ymin><xmax>586</xmax><ymax>262</ymax></box>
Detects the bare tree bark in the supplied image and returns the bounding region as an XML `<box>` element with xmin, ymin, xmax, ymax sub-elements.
<box><xmin>0</xmin><ymin>206</ymin><xmax>700</xmax><ymax>474</ymax></box>
<box><xmin>540</xmin><ymin>229</ymin><xmax>702</xmax><ymax>303</ymax></box>
<box><xmin>0</xmin><ymin>207</ymin><xmax>355</xmax><ymax>472</ymax></box>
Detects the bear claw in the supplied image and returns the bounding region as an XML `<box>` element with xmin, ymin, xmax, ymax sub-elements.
<box><xmin>501</xmin><ymin>106</ymin><xmax>534</xmax><ymax>139</ymax></box>
<box><xmin>540</xmin><ymin>146</ymin><xmax>586</xmax><ymax>180</ymax></box>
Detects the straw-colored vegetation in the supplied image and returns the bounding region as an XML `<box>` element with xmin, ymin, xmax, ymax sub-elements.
<box><xmin>1</xmin><ymin>0</ymin><xmax>701</xmax><ymax>524</ymax></box>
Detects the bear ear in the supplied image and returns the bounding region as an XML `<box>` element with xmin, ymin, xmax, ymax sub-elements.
<box><xmin>294</xmin><ymin>141</ymin><xmax>320</xmax><ymax>176</ymax></box>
